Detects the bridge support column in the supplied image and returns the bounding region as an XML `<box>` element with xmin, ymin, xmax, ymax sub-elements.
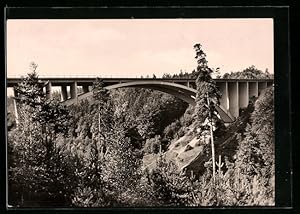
<box><xmin>46</xmin><ymin>81</ymin><xmax>52</xmax><ymax>99</ymax></box>
<box><xmin>13</xmin><ymin>88</ymin><xmax>19</xmax><ymax>126</ymax></box>
<box><xmin>82</xmin><ymin>85</ymin><xmax>89</xmax><ymax>93</ymax></box>
<box><xmin>61</xmin><ymin>85</ymin><xmax>68</xmax><ymax>101</ymax></box>
<box><xmin>70</xmin><ymin>82</ymin><xmax>78</xmax><ymax>101</ymax></box>
<box><xmin>187</xmin><ymin>81</ymin><xmax>190</xmax><ymax>88</ymax></box>
<box><xmin>228</xmin><ymin>82</ymin><xmax>239</xmax><ymax>118</ymax></box>
<box><xmin>191</xmin><ymin>82</ymin><xmax>196</xmax><ymax>89</ymax></box>
<box><xmin>249</xmin><ymin>82</ymin><xmax>258</xmax><ymax>98</ymax></box>
<box><xmin>258</xmin><ymin>82</ymin><xmax>268</xmax><ymax>96</ymax></box>
<box><xmin>218</xmin><ymin>82</ymin><xmax>229</xmax><ymax>111</ymax></box>
<box><xmin>239</xmin><ymin>82</ymin><xmax>249</xmax><ymax>109</ymax></box>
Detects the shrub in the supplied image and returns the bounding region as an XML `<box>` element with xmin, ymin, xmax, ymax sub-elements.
<box><xmin>144</xmin><ymin>135</ymin><xmax>161</xmax><ymax>154</ymax></box>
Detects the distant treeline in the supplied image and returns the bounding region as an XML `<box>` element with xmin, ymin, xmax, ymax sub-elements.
<box><xmin>146</xmin><ymin>65</ymin><xmax>273</xmax><ymax>79</ymax></box>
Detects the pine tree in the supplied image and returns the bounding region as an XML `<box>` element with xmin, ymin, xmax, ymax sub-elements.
<box><xmin>72</xmin><ymin>78</ymin><xmax>113</xmax><ymax>207</ymax></box>
<box><xmin>8</xmin><ymin>65</ymin><xmax>76</xmax><ymax>206</ymax></box>
<box><xmin>143</xmin><ymin>151</ymin><xmax>194</xmax><ymax>206</ymax></box>
<box><xmin>91</xmin><ymin>78</ymin><xmax>113</xmax><ymax>149</ymax></box>
<box><xmin>193</xmin><ymin>43</ymin><xmax>222</xmax><ymax>183</ymax></box>
<box><xmin>72</xmin><ymin>78</ymin><xmax>144</xmax><ymax>206</ymax></box>
<box><xmin>213</xmin><ymin>86</ymin><xmax>275</xmax><ymax>206</ymax></box>
<box><xmin>102</xmin><ymin>95</ymin><xmax>143</xmax><ymax>206</ymax></box>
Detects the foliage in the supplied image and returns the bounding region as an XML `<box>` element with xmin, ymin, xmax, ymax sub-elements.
<box><xmin>222</xmin><ymin>65</ymin><xmax>273</xmax><ymax>79</ymax></box>
<box><xmin>191</xmin><ymin>87</ymin><xmax>275</xmax><ymax>206</ymax></box>
<box><xmin>163</xmin><ymin>120</ymin><xmax>181</xmax><ymax>140</ymax></box>
<box><xmin>162</xmin><ymin>69</ymin><xmax>201</xmax><ymax>79</ymax></box>
<box><xmin>102</xmin><ymin>122</ymin><xmax>142</xmax><ymax>206</ymax></box>
<box><xmin>143</xmin><ymin>153</ymin><xmax>194</xmax><ymax>206</ymax></box>
<box><xmin>193</xmin><ymin>44</ymin><xmax>221</xmax><ymax>126</ymax></box>
<box><xmin>110</xmin><ymin>87</ymin><xmax>188</xmax><ymax>142</ymax></box>
<box><xmin>8</xmin><ymin>66</ymin><xmax>77</xmax><ymax>207</ymax></box>
<box><xmin>51</xmin><ymin>90</ymin><xmax>62</xmax><ymax>102</ymax></box>
<box><xmin>235</xmin><ymin>87</ymin><xmax>274</xmax><ymax>179</ymax></box>
<box><xmin>70</xmin><ymin>78</ymin><xmax>144</xmax><ymax>207</ymax></box>
<box><xmin>193</xmin><ymin>43</ymin><xmax>223</xmax><ymax>183</ymax></box>
<box><xmin>71</xmin><ymin>78</ymin><xmax>113</xmax><ymax>207</ymax></box>
<box><xmin>144</xmin><ymin>135</ymin><xmax>162</xmax><ymax>154</ymax></box>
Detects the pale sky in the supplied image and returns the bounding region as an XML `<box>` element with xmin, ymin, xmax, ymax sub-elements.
<box><xmin>7</xmin><ymin>18</ymin><xmax>273</xmax><ymax>78</ymax></box>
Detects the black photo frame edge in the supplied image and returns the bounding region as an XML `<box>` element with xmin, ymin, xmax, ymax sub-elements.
<box><xmin>0</xmin><ymin>4</ymin><xmax>293</xmax><ymax>213</ymax></box>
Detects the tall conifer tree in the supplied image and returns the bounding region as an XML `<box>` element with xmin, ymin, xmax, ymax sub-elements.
<box><xmin>9</xmin><ymin>63</ymin><xmax>75</xmax><ymax>206</ymax></box>
<box><xmin>193</xmin><ymin>44</ymin><xmax>222</xmax><ymax>183</ymax></box>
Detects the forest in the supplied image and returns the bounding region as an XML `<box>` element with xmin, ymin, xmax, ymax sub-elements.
<box><xmin>7</xmin><ymin>44</ymin><xmax>274</xmax><ymax>207</ymax></box>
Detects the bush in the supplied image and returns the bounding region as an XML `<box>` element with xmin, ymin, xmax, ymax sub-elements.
<box><xmin>144</xmin><ymin>135</ymin><xmax>161</xmax><ymax>154</ymax></box>
<box><xmin>181</xmin><ymin>105</ymin><xmax>195</xmax><ymax>127</ymax></box>
<box><xmin>163</xmin><ymin>120</ymin><xmax>181</xmax><ymax>139</ymax></box>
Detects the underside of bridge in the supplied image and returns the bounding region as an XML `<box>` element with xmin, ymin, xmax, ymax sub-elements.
<box><xmin>63</xmin><ymin>81</ymin><xmax>235</xmax><ymax>123</ymax></box>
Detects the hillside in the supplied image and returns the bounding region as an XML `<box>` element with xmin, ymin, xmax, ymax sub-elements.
<box><xmin>8</xmin><ymin>73</ymin><xmax>275</xmax><ymax>207</ymax></box>
<box><xmin>143</xmin><ymin>94</ymin><xmax>256</xmax><ymax>177</ymax></box>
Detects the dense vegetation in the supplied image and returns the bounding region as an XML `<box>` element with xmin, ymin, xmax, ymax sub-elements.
<box><xmin>7</xmin><ymin>45</ymin><xmax>274</xmax><ymax>207</ymax></box>
<box><xmin>222</xmin><ymin>65</ymin><xmax>274</xmax><ymax>79</ymax></box>
<box><xmin>160</xmin><ymin>65</ymin><xmax>272</xmax><ymax>80</ymax></box>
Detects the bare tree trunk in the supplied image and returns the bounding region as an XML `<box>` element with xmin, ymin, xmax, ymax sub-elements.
<box><xmin>207</xmin><ymin>96</ymin><xmax>216</xmax><ymax>184</ymax></box>
<box><xmin>98</xmin><ymin>111</ymin><xmax>101</xmax><ymax>136</ymax></box>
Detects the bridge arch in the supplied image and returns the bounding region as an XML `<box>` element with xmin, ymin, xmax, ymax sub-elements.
<box><xmin>107</xmin><ymin>81</ymin><xmax>197</xmax><ymax>105</ymax></box>
<box><xmin>65</xmin><ymin>81</ymin><xmax>235</xmax><ymax>123</ymax></box>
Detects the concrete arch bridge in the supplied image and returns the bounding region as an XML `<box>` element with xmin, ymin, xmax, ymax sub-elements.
<box><xmin>7</xmin><ymin>77</ymin><xmax>273</xmax><ymax>123</ymax></box>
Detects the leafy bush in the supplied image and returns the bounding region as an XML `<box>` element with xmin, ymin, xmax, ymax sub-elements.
<box><xmin>144</xmin><ymin>135</ymin><xmax>162</xmax><ymax>154</ymax></box>
<box><xmin>163</xmin><ymin>120</ymin><xmax>181</xmax><ymax>140</ymax></box>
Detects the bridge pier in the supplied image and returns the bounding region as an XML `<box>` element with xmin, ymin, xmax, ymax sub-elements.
<box><xmin>82</xmin><ymin>85</ymin><xmax>89</xmax><ymax>93</ymax></box>
<box><xmin>183</xmin><ymin>81</ymin><xmax>190</xmax><ymax>87</ymax></box>
<box><xmin>258</xmin><ymin>82</ymin><xmax>268</xmax><ymax>95</ymax></box>
<box><xmin>61</xmin><ymin>85</ymin><xmax>68</xmax><ymax>101</ymax></box>
<box><xmin>13</xmin><ymin>88</ymin><xmax>19</xmax><ymax>126</ymax></box>
<box><xmin>218</xmin><ymin>82</ymin><xmax>229</xmax><ymax>111</ymax></box>
<box><xmin>46</xmin><ymin>81</ymin><xmax>52</xmax><ymax>99</ymax></box>
<box><xmin>70</xmin><ymin>82</ymin><xmax>78</xmax><ymax>101</ymax></box>
<box><xmin>228</xmin><ymin>82</ymin><xmax>239</xmax><ymax>118</ymax></box>
<box><xmin>239</xmin><ymin>82</ymin><xmax>249</xmax><ymax>109</ymax></box>
<box><xmin>249</xmin><ymin>82</ymin><xmax>258</xmax><ymax>98</ymax></box>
